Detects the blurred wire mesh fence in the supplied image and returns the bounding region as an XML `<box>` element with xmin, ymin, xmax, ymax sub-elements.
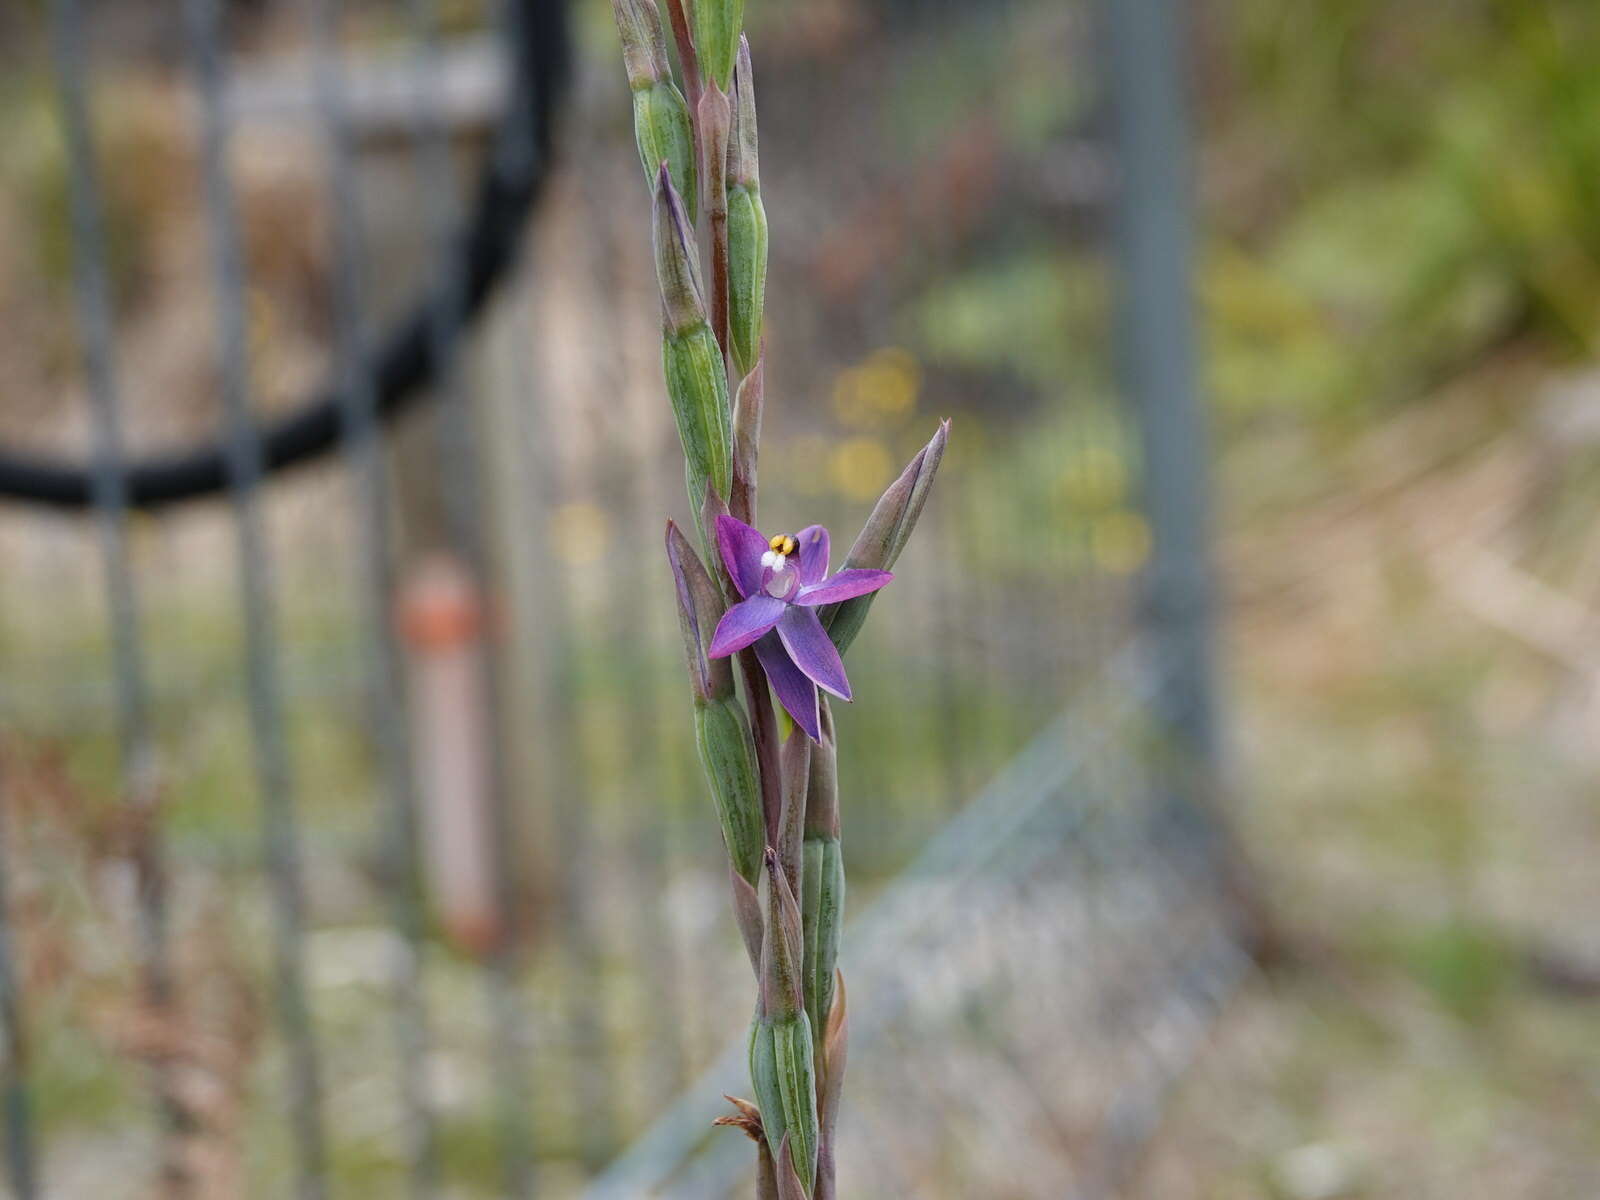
<box><xmin>0</xmin><ymin>0</ymin><xmax>1245</xmax><ymax>1195</ymax></box>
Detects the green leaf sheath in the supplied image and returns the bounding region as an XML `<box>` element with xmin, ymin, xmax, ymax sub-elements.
<box><xmin>695</xmin><ymin>696</ymin><xmax>764</xmax><ymax>886</ymax></box>
<box><xmin>752</xmin><ymin>1012</ymin><xmax>818</xmax><ymax>1192</ymax></box>
<box><xmin>802</xmin><ymin>836</ymin><xmax>842</xmax><ymax>1047</ymax></box>
<box><xmin>726</xmin><ymin>181</ymin><xmax>768</xmax><ymax>378</ymax></box>
<box><xmin>663</xmin><ymin>323</ymin><xmax>733</xmax><ymax>512</ymax></box>
<box><xmin>692</xmin><ymin>0</ymin><xmax>744</xmax><ymax>90</ymax></box>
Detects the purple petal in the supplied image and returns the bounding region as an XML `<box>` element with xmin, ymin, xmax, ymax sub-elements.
<box><xmin>709</xmin><ymin>594</ymin><xmax>784</xmax><ymax>657</ymax></box>
<box><xmin>716</xmin><ymin>514</ymin><xmax>768</xmax><ymax>598</ymax></box>
<box><xmin>794</xmin><ymin>568</ymin><xmax>893</xmax><ymax>607</ymax></box>
<box><xmin>794</xmin><ymin>524</ymin><xmax>830</xmax><ymax>585</ymax></box>
<box><xmin>777</xmin><ymin>606</ymin><xmax>853</xmax><ymax>701</ymax></box>
<box><xmin>753</xmin><ymin>632</ymin><xmax>821</xmax><ymax>740</ymax></box>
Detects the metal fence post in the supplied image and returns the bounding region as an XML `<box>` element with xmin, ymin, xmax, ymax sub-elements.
<box><xmin>1104</xmin><ymin>0</ymin><xmax>1220</xmax><ymax>779</ymax></box>
<box><xmin>1104</xmin><ymin>0</ymin><xmax>1281</xmax><ymax>962</ymax></box>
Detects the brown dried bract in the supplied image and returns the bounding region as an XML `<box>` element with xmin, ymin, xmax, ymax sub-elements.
<box><xmin>711</xmin><ymin>1093</ymin><xmax>765</xmax><ymax>1144</ymax></box>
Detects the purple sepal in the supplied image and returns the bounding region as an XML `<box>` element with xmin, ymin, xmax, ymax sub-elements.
<box><xmin>709</xmin><ymin>594</ymin><xmax>784</xmax><ymax>657</ymax></box>
<box><xmin>777</xmin><ymin>607</ymin><xmax>851</xmax><ymax>701</ymax></box>
<box><xmin>754</xmin><ymin>631</ymin><xmax>820</xmax><ymax>740</ymax></box>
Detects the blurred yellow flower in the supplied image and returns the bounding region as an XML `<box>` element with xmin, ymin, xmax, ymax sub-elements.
<box><xmin>1091</xmin><ymin>510</ymin><xmax>1150</xmax><ymax>574</ymax></box>
<box><xmin>829</xmin><ymin>437</ymin><xmax>894</xmax><ymax>501</ymax></box>
<box><xmin>789</xmin><ymin>434</ymin><xmax>835</xmax><ymax>495</ymax></box>
<box><xmin>831</xmin><ymin>347</ymin><xmax>921</xmax><ymax>429</ymax></box>
<box><xmin>549</xmin><ymin>502</ymin><xmax>612</xmax><ymax>565</ymax></box>
<box><xmin>1056</xmin><ymin>445</ymin><xmax>1127</xmax><ymax>512</ymax></box>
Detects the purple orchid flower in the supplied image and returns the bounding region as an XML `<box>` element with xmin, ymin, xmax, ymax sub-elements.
<box><xmin>708</xmin><ymin>515</ymin><xmax>892</xmax><ymax>740</ymax></box>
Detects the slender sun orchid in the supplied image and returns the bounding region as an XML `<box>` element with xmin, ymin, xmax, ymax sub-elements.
<box><xmin>708</xmin><ymin>515</ymin><xmax>892</xmax><ymax>740</ymax></box>
<box><xmin>614</xmin><ymin>2</ymin><xmax>947</xmax><ymax>1186</ymax></box>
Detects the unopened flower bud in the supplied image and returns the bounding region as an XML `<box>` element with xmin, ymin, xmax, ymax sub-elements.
<box><xmin>730</xmin><ymin>359</ymin><xmax>763</xmax><ymax>525</ymax></box>
<box><xmin>727</xmin><ymin>38</ymin><xmax>759</xmax><ymax>190</ymax></box>
<box><xmin>724</xmin><ymin>42</ymin><xmax>766</xmax><ymax>378</ymax></box>
<box><xmin>666</xmin><ymin>523</ymin><xmax>762</xmax><ymax>885</ymax></box>
<box><xmin>655</xmin><ymin>170</ymin><xmax>733</xmax><ymax>509</ymax></box>
<box><xmin>634</xmin><ymin>83</ymin><xmax>698</xmax><ymax>225</ymax></box>
<box><xmin>653</xmin><ymin>166</ymin><xmax>708</xmax><ymax>334</ymax></box>
<box><xmin>613</xmin><ymin>0</ymin><xmax>670</xmax><ymax>87</ymax></box>
<box><xmin>666</xmin><ymin>519</ymin><xmax>732</xmax><ymax>703</ymax></box>
<box><xmin>824</xmin><ymin>419</ymin><xmax>950</xmax><ymax>655</ymax></box>
<box><xmin>761</xmin><ymin>846</ymin><xmax>804</xmax><ymax>1019</ymax></box>
<box><xmin>775</xmin><ymin>1131</ymin><xmax>810</xmax><ymax>1200</ymax></box>
<box><xmin>749</xmin><ymin>1011</ymin><xmax>818</xmax><ymax>1190</ymax></box>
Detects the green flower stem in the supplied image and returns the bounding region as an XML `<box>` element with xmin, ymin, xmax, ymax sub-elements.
<box><xmin>803</xmin><ymin>697</ymin><xmax>844</xmax><ymax>1200</ymax></box>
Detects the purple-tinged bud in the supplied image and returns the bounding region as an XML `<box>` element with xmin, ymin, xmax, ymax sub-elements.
<box><xmin>730</xmin><ymin>864</ymin><xmax>763</xmax><ymax>970</ymax></box>
<box><xmin>730</xmin><ymin>357</ymin><xmax>763</xmax><ymax>525</ymax></box>
<box><xmin>653</xmin><ymin>165</ymin><xmax>708</xmax><ymax>334</ymax></box>
<box><xmin>727</xmin><ymin>38</ymin><xmax>760</xmax><ymax>190</ymax></box>
<box><xmin>823</xmin><ymin>418</ymin><xmax>950</xmax><ymax>655</ymax></box>
<box><xmin>775</xmin><ymin>728</ymin><xmax>810</xmax><ymax>903</ymax></box>
<box><xmin>668</xmin><ymin>522</ymin><xmax>763</xmax><ymax>886</ymax></box>
<box><xmin>775</xmin><ymin>1132</ymin><xmax>808</xmax><ymax>1200</ymax></box>
<box><xmin>698</xmin><ymin>478</ymin><xmax>730</xmax><ymax>577</ymax></box>
<box><xmin>698</xmin><ymin>83</ymin><xmax>731</xmax><ymax>222</ymax></box>
<box><xmin>656</xmin><ymin>168</ymin><xmax>733</xmax><ymax>509</ymax></box>
<box><xmin>666</xmin><ymin>519</ymin><xmax>731</xmax><ymax>702</ymax></box>
<box><xmin>612</xmin><ymin>0</ymin><xmax>671</xmax><ymax>88</ymax></box>
<box><xmin>760</xmin><ymin>846</ymin><xmax>804</xmax><ymax>1019</ymax></box>
<box><xmin>803</xmin><ymin>698</ymin><xmax>838</xmax><ymax>840</ymax></box>
<box><xmin>692</xmin><ymin>0</ymin><xmax>743</xmax><ymax>90</ymax></box>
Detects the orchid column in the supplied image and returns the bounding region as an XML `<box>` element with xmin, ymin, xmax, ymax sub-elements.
<box><xmin>611</xmin><ymin>3</ymin><xmax>948</xmax><ymax>1195</ymax></box>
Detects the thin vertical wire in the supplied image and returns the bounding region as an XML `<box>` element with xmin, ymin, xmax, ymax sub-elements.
<box><xmin>48</xmin><ymin>0</ymin><xmax>191</xmax><ymax>1191</ymax></box>
<box><xmin>401</xmin><ymin>0</ymin><xmax>539</xmax><ymax>1191</ymax></box>
<box><xmin>181</xmin><ymin>1</ymin><xmax>328</xmax><ymax>1195</ymax></box>
<box><xmin>304</xmin><ymin>1</ymin><xmax>440</xmax><ymax>1193</ymax></box>
<box><xmin>0</xmin><ymin>764</ymin><xmax>37</xmax><ymax>1200</ymax></box>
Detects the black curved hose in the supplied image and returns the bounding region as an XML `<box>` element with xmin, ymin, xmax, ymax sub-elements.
<box><xmin>1</xmin><ymin>0</ymin><xmax>569</xmax><ymax>510</ymax></box>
